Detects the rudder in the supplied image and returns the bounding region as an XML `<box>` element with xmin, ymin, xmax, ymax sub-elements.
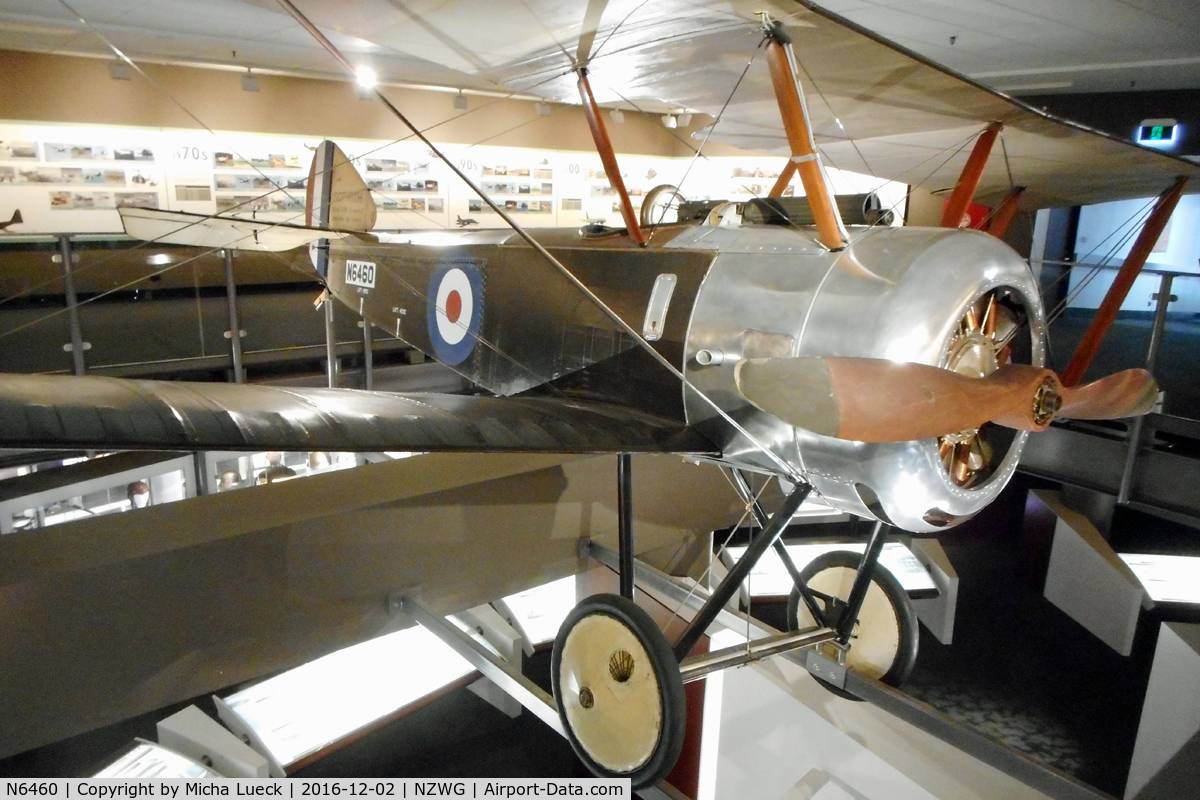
<box><xmin>305</xmin><ymin>141</ymin><xmax>376</xmax><ymax>232</ymax></box>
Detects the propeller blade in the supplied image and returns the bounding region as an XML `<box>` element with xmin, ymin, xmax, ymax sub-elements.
<box><xmin>1059</xmin><ymin>368</ymin><xmax>1159</xmax><ymax>419</ymax></box>
<box><xmin>734</xmin><ymin>357</ymin><xmax>1157</xmax><ymax>443</ymax></box>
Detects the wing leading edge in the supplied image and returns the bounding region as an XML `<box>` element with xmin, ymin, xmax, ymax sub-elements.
<box><xmin>0</xmin><ymin>374</ymin><xmax>716</xmax><ymax>455</ymax></box>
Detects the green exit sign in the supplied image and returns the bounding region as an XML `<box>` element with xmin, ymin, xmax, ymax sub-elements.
<box><xmin>1137</xmin><ymin>123</ymin><xmax>1178</xmax><ymax>145</ymax></box>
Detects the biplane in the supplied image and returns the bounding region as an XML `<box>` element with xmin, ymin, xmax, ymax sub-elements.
<box><xmin>2</xmin><ymin>0</ymin><xmax>1197</xmax><ymax>787</ymax></box>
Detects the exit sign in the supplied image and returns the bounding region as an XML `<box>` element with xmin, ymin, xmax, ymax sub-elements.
<box><xmin>1136</xmin><ymin>120</ymin><xmax>1179</xmax><ymax>146</ymax></box>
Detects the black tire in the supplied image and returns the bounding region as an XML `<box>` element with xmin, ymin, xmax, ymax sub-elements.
<box><xmin>786</xmin><ymin>550</ymin><xmax>918</xmax><ymax>700</ymax></box>
<box><xmin>551</xmin><ymin>593</ymin><xmax>686</xmax><ymax>789</ymax></box>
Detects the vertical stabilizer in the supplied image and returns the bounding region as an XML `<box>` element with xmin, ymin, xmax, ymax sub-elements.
<box><xmin>305</xmin><ymin>141</ymin><xmax>376</xmax><ymax>232</ymax></box>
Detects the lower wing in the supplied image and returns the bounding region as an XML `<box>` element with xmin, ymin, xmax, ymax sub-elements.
<box><xmin>0</xmin><ymin>373</ymin><xmax>715</xmax><ymax>455</ymax></box>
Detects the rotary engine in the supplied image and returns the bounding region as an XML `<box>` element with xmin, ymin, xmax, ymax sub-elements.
<box><xmin>672</xmin><ymin>223</ymin><xmax>1044</xmax><ymax>534</ymax></box>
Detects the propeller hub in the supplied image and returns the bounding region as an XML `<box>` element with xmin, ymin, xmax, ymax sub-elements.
<box><xmin>1032</xmin><ymin>376</ymin><xmax>1063</xmax><ymax>425</ymax></box>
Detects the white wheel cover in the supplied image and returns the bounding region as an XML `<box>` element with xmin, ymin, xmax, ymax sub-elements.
<box><xmin>559</xmin><ymin>614</ymin><xmax>663</xmax><ymax>773</ymax></box>
<box><xmin>434</xmin><ymin>267</ymin><xmax>472</xmax><ymax>345</ymax></box>
<box><xmin>797</xmin><ymin>566</ymin><xmax>901</xmax><ymax>679</ymax></box>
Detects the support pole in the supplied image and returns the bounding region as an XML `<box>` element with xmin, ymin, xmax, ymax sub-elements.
<box><xmin>1060</xmin><ymin>177</ymin><xmax>1187</xmax><ymax>386</ymax></box>
<box><xmin>762</xmin><ymin>21</ymin><xmax>847</xmax><ymax>251</ymax></box>
<box><xmin>768</xmin><ymin>161</ymin><xmax>797</xmax><ymax>198</ymax></box>
<box><xmin>673</xmin><ymin>480</ymin><xmax>811</xmax><ymax>661</ymax></box>
<box><xmin>982</xmin><ymin>185</ymin><xmax>1025</xmax><ymax>239</ymax></box>
<box><xmin>940</xmin><ymin>122</ymin><xmax>1002</xmax><ymax>228</ymax></box>
<box><xmin>223</xmin><ymin>249</ymin><xmax>244</xmax><ymax>384</ymax></box>
<box><xmin>617</xmin><ymin>454</ymin><xmax>634</xmax><ymax>600</ymax></box>
<box><xmin>576</xmin><ymin>71</ymin><xmax>646</xmax><ymax>245</ymax></box>
<box><xmin>324</xmin><ymin>296</ymin><xmax>339</xmax><ymax>388</ymax></box>
<box><xmin>1118</xmin><ymin>272</ymin><xmax>1174</xmax><ymax>504</ymax></box>
<box><xmin>57</xmin><ymin>235</ymin><xmax>86</xmax><ymax>376</ymax></box>
<box><xmin>836</xmin><ymin>521</ymin><xmax>888</xmax><ymax>644</ymax></box>
<box><xmin>362</xmin><ymin>318</ymin><xmax>374</xmax><ymax>391</ymax></box>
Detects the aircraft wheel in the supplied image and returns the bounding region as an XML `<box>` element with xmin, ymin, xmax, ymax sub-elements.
<box><xmin>551</xmin><ymin>593</ymin><xmax>686</xmax><ymax>789</ymax></box>
<box><xmin>787</xmin><ymin>550</ymin><xmax>918</xmax><ymax>700</ymax></box>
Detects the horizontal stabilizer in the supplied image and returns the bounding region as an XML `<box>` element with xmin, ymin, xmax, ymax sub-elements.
<box><xmin>0</xmin><ymin>373</ymin><xmax>716</xmax><ymax>456</ymax></box>
<box><xmin>119</xmin><ymin>207</ymin><xmax>349</xmax><ymax>252</ymax></box>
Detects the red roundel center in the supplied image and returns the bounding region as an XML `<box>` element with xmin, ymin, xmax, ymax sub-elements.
<box><xmin>445</xmin><ymin>289</ymin><xmax>463</xmax><ymax>324</ymax></box>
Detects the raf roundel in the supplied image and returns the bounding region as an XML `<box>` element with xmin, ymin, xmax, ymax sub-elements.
<box><xmin>426</xmin><ymin>261</ymin><xmax>483</xmax><ymax>366</ymax></box>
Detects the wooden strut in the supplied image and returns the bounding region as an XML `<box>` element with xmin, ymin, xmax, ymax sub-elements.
<box><xmin>1059</xmin><ymin>177</ymin><xmax>1188</xmax><ymax>387</ymax></box>
<box><xmin>762</xmin><ymin>27</ymin><xmax>847</xmax><ymax>250</ymax></box>
<box><xmin>941</xmin><ymin>122</ymin><xmax>1002</xmax><ymax>228</ymax></box>
<box><xmin>982</xmin><ymin>185</ymin><xmax>1025</xmax><ymax>239</ymax></box>
<box><xmin>768</xmin><ymin>161</ymin><xmax>797</xmax><ymax>197</ymax></box>
<box><xmin>576</xmin><ymin>70</ymin><xmax>646</xmax><ymax>245</ymax></box>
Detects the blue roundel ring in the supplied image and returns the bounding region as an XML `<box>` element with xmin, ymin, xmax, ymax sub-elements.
<box><xmin>426</xmin><ymin>260</ymin><xmax>483</xmax><ymax>366</ymax></box>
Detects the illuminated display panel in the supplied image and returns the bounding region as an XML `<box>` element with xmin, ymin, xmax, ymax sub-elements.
<box><xmin>500</xmin><ymin>575</ymin><xmax>576</xmax><ymax>645</ymax></box>
<box><xmin>1120</xmin><ymin>553</ymin><xmax>1200</xmax><ymax>604</ymax></box>
<box><xmin>94</xmin><ymin>741</ymin><xmax>221</xmax><ymax>778</ymax></box>
<box><xmin>221</xmin><ymin>625</ymin><xmax>475</xmax><ymax>768</ymax></box>
<box><xmin>726</xmin><ymin>541</ymin><xmax>938</xmax><ymax>597</ymax></box>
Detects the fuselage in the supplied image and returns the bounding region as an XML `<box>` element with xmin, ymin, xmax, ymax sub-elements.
<box><xmin>322</xmin><ymin>219</ymin><xmax>1044</xmax><ymax>533</ymax></box>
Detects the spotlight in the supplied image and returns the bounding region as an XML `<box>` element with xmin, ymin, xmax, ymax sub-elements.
<box><xmin>609</xmin><ymin>109</ymin><xmax>625</xmax><ymax>124</ymax></box>
<box><xmin>241</xmin><ymin>69</ymin><xmax>259</xmax><ymax>92</ymax></box>
<box><xmin>661</xmin><ymin>114</ymin><xmax>677</xmax><ymax>129</ymax></box>
<box><xmin>108</xmin><ymin>61</ymin><xmax>132</xmax><ymax>81</ymax></box>
<box><xmin>677</xmin><ymin>113</ymin><xmax>692</xmax><ymax>127</ymax></box>
<box><xmin>535</xmin><ymin>102</ymin><xmax>552</xmax><ymax>117</ymax></box>
<box><xmin>355</xmin><ymin>65</ymin><xmax>377</xmax><ymax>91</ymax></box>
<box><xmin>453</xmin><ymin>91</ymin><xmax>467</xmax><ymax>110</ymax></box>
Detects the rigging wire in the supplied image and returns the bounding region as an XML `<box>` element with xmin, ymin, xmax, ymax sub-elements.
<box><xmin>663</xmin><ymin>467</ymin><xmax>773</xmax><ymax>633</ymax></box>
<box><xmin>271</xmin><ymin>0</ymin><xmax>806</xmax><ymax>481</ymax></box>
<box><xmin>646</xmin><ymin>46</ymin><xmax>761</xmax><ymax>240</ymax></box>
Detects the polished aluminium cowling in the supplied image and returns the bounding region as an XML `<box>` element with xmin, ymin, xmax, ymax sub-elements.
<box><xmin>670</xmin><ymin>224</ymin><xmax>1045</xmax><ymax>534</ymax></box>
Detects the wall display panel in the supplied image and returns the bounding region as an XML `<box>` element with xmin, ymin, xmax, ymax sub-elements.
<box><xmin>0</xmin><ymin>121</ymin><xmax>905</xmax><ymax>236</ymax></box>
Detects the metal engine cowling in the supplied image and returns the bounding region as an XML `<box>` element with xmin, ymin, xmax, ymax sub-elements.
<box><xmin>673</xmin><ymin>224</ymin><xmax>1044</xmax><ymax>534</ymax></box>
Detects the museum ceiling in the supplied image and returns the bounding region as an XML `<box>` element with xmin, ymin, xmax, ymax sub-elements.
<box><xmin>0</xmin><ymin>0</ymin><xmax>1196</xmax><ymax>99</ymax></box>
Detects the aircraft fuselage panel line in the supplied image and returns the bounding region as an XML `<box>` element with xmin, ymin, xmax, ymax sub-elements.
<box><xmin>0</xmin><ymin>374</ymin><xmax>718</xmax><ymax>456</ymax></box>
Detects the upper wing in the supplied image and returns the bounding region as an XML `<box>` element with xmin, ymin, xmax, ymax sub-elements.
<box><xmin>285</xmin><ymin>0</ymin><xmax>1197</xmax><ymax>210</ymax></box>
<box><xmin>0</xmin><ymin>374</ymin><xmax>715</xmax><ymax>455</ymax></box>
<box><xmin>687</xmin><ymin>2</ymin><xmax>1200</xmax><ymax>209</ymax></box>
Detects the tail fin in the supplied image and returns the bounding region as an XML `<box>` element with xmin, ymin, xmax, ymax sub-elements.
<box><xmin>305</xmin><ymin>141</ymin><xmax>376</xmax><ymax>232</ymax></box>
<box><xmin>10</xmin><ymin>210</ymin><xmax>21</xmax><ymax>225</ymax></box>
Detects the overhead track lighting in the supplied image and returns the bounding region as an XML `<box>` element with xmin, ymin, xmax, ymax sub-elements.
<box><xmin>535</xmin><ymin>102</ymin><xmax>552</xmax><ymax>117</ymax></box>
<box><xmin>453</xmin><ymin>91</ymin><xmax>467</xmax><ymax>110</ymax></box>
<box><xmin>108</xmin><ymin>61</ymin><xmax>131</xmax><ymax>81</ymax></box>
<box><xmin>677</xmin><ymin>113</ymin><xmax>692</xmax><ymax>127</ymax></box>
<box><xmin>241</xmin><ymin>68</ymin><xmax>259</xmax><ymax>92</ymax></box>
<box><xmin>661</xmin><ymin>114</ymin><xmax>677</xmax><ymax>129</ymax></box>
<box><xmin>609</xmin><ymin>109</ymin><xmax>625</xmax><ymax>124</ymax></box>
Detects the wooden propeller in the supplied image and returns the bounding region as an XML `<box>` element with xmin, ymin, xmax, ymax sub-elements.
<box><xmin>734</xmin><ymin>357</ymin><xmax>1158</xmax><ymax>443</ymax></box>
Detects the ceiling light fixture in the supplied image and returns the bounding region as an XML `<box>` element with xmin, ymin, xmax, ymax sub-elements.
<box><xmin>535</xmin><ymin>102</ymin><xmax>552</xmax><ymax>117</ymax></box>
<box><xmin>241</xmin><ymin>69</ymin><xmax>259</xmax><ymax>92</ymax></box>
<box><xmin>355</xmin><ymin>65</ymin><xmax>377</xmax><ymax>91</ymax></box>
<box><xmin>108</xmin><ymin>61</ymin><xmax>132</xmax><ymax>81</ymax></box>
<box><xmin>677</xmin><ymin>113</ymin><xmax>692</xmax><ymax>127</ymax></box>
<box><xmin>609</xmin><ymin>109</ymin><xmax>625</xmax><ymax>124</ymax></box>
<box><xmin>661</xmin><ymin>114</ymin><xmax>677</xmax><ymax>129</ymax></box>
<box><xmin>453</xmin><ymin>91</ymin><xmax>467</xmax><ymax>110</ymax></box>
